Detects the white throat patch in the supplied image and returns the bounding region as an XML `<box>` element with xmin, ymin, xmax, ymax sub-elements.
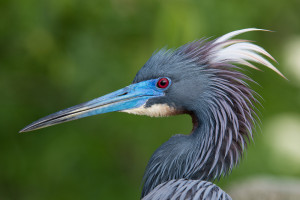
<box><xmin>121</xmin><ymin>104</ymin><xmax>178</xmax><ymax>117</ymax></box>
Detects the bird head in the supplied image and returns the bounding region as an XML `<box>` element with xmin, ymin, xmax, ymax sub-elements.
<box><xmin>20</xmin><ymin>28</ymin><xmax>284</xmax><ymax>135</ymax></box>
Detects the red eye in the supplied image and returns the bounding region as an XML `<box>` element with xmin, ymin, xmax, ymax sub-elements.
<box><xmin>157</xmin><ymin>78</ymin><xmax>169</xmax><ymax>89</ymax></box>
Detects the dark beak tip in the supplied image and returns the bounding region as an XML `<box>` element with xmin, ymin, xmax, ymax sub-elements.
<box><xmin>19</xmin><ymin>125</ymin><xmax>36</xmax><ymax>133</ymax></box>
<box><xmin>19</xmin><ymin>127</ymin><xmax>29</xmax><ymax>133</ymax></box>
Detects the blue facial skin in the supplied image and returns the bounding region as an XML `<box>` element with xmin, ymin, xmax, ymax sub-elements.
<box><xmin>20</xmin><ymin>78</ymin><xmax>171</xmax><ymax>132</ymax></box>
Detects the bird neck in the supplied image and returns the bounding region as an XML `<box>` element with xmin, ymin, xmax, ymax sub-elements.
<box><xmin>142</xmin><ymin>106</ymin><xmax>247</xmax><ymax>197</ymax></box>
<box><xmin>190</xmin><ymin>107</ymin><xmax>243</xmax><ymax>180</ymax></box>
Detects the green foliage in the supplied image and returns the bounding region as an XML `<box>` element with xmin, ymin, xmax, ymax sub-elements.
<box><xmin>1</xmin><ymin>0</ymin><xmax>300</xmax><ymax>199</ymax></box>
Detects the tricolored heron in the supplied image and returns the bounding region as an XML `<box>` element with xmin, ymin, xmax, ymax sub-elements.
<box><xmin>20</xmin><ymin>28</ymin><xmax>285</xmax><ymax>200</ymax></box>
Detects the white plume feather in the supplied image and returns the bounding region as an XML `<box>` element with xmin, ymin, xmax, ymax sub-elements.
<box><xmin>209</xmin><ymin>28</ymin><xmax>286</xmax><ymax>79</ymax></box>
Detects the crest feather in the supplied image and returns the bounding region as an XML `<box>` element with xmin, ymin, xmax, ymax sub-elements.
<box><xmin>209</xmin><ymin>28</ymin><xmax>286</xmax><ymax>79</ymax></box>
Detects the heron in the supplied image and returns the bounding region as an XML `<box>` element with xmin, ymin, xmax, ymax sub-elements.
<box><xmin>20</xmin><ymin>28</ymin><xmax>285</xmax><ymax>200</ymax></box>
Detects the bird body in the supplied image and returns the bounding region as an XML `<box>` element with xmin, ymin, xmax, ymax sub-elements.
<box><xmin>142</xmin><ymin>179</ymin><xmax>232</xmax><ymax>200</ymax></box>
<box><xmin>20</xmin><ymin>28</ymin><xmax>284</xmax><ymax>199</ymax></box>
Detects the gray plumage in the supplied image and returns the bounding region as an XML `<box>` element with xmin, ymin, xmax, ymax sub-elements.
<box><xmin>137</xmin><ymin>29</ymin><xmax>284</xmax><ymax>198</ymax></box>
<box><xmin>142</xmin><ymin>179</ymin><xmax>232</xmax><ymax>200</ymax></box>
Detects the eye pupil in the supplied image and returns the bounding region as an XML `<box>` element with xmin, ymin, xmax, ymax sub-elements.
<box><xmin>157</xmin><ymin>78</ymin><xmax>169</xmax><ymax>88</ymax></box>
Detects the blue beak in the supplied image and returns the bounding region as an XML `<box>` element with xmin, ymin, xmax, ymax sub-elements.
<box><xmin>20</xmin><ymin>78</ymin><xmax>168</xmax><ymax>133</ymax></box>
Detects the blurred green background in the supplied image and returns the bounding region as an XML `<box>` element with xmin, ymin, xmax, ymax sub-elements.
<box><xmin>1</xmin><ymin>0</ymin><xmax>300</xmax><ymax>199</ymax></box>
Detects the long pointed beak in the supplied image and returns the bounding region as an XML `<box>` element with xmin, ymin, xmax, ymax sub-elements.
<box><xmin>20</xmin><ymin>79</ymin><xmax>165</xmax><ymax>133</ymax></box>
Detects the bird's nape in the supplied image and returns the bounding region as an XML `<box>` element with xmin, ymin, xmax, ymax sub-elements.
<box><xmin>137</xmin><ymin>28</ymin><xmax>284</xmax><ymax>197</ymax></box>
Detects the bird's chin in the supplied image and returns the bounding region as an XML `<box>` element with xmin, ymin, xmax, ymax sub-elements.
<box><xmin>121</xmin><ymin>103</ymin><xmax>179</xmax><ymax>117</ymax></box>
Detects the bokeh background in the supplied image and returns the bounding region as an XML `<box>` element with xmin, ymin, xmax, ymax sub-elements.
<box><xmin>1</xmin><ymin>0</ymin><xmax>300</xmax><ymax>199</ymax></box>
